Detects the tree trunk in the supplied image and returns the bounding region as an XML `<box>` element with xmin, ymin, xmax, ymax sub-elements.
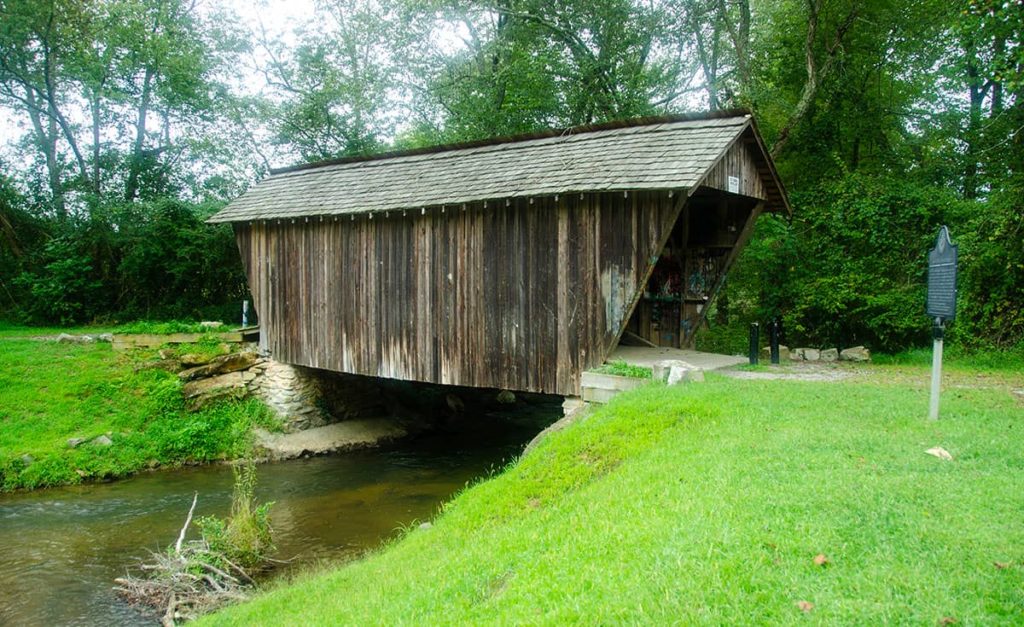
<box><xmin>964</xmin><ymin>37</ymin><xmax>988</xmax><ymax>200</ymax></box>
<box><xmin>125</xmin><ymin>66</ymin><xmax>154</xmax><ymax>201</ymax></box>
<box><xmin>24</xmin><ymin>87</ymin><xmax>65</xmax><ymax>220</ymax></box>
<box><xmin>770</xmin><ymin>1</ymin><xmax>857</xmax><ymax>160</ymax></box>
<box><xmin>91</xmin><ymin>89</ymin><xmax>102</xmax><ymax>195</ymax></box>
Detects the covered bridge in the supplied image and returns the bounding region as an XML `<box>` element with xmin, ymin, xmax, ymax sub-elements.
<box><xmin>209</xmin><ymin>111</ymin><xmax>789</xmax><ymax>397</ymax></box>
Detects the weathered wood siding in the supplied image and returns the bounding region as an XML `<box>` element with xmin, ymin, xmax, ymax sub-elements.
<box><xmin>702</xmin><ymin>135</ymin><xmax>767</xmax><ymax>200</ymax></box>
<box><xmin>235</xmin><ymin>191</ymin><xmax>681</xmax><ymax>396</ymax></box>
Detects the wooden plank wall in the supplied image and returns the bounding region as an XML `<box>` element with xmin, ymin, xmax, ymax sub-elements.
<box><xmin>234</xmin><ymin>191</ymin><xmax>681</xmax><ymax>396</ymax></box>
<box><xmin>702</xmin><ymin>136</ymin><xmax>767</xmax><ymax>200</ymax></box>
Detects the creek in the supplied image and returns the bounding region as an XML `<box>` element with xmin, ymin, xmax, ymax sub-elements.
<box><xmin>0</xmin><ymin>401</ymin><xmax>559</xmax><ymax>626</ymax></box>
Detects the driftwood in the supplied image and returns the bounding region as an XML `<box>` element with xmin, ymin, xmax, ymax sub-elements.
<box><xmin>114</xmin><ymin>495</ymin><xmax>258</xmax><ymax>626</ymax></box>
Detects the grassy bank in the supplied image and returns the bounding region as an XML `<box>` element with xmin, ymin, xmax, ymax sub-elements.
<box><xmin>205</xmin><ymin>370</ymin><xmax>1023</xmax><ymax>625</ymax></box>
<box><xmin>0</xmin><ymin>338</ymin><xmax>272</xmax><ymax>491</ymax></box>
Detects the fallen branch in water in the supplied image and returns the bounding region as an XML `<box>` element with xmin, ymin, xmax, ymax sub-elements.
<box><xmin>175</xmin><ymin>493</ymin><xmax>198</xmax><ymax>555</ymax></box>
<box><xmin>116</xmin><ymin>461</ymin><xmax>275</xmax><ymax>625</ymax></box>
<box><xmin>114</xmin><ymin>497</ymin><xmax>260</xmax><ymax>625</ymax></box>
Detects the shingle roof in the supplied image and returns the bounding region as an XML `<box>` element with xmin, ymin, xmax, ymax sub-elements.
<box><xmin>209</xmin><ymin>112</ymin><xmax>786</xmax><ymax>223</ymax></box>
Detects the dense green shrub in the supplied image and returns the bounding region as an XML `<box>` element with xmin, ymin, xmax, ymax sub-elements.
<box><xmin>2</xmin><ymin>199</ymin><xmax>249</xmax><ymax>325</ymax></box>
<box><xmin>701</xmin><ymin>173</ymin><xmax>977</xmax><ymax>354</ymax></box>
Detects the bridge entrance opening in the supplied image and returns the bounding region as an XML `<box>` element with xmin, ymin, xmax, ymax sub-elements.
<box><xmin>620</xmin><ymin>189</ymin><xmax>761</xmax><ymax>349</ymax></box>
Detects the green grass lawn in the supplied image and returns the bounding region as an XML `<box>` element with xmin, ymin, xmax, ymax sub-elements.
<box><xmin>204</xmin><ymin>371</ymin><xmax>1024</xmax><ymax>625</ymax></box>
<box><xmin>0</xmin><ymin>338</ymin><xmax>272</xmax><ymax>491</ymax></box>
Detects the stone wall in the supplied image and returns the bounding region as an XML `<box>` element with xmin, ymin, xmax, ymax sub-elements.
<box><xmin>248</xmin><ymin>360</ymin><xmax>330</xmax><ymax>432</ymax></box>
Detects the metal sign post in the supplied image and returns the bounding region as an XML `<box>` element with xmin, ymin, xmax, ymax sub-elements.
<box><xmin>926</xmin><ymin>226</ymin><xmax>958</xmax><ymax>420</ymax></box>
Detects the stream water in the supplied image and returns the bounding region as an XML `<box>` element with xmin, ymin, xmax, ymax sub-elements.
<box><xmin>0</xmin><ymin>403</ymin><xmax>559</xmax><ymax>626</ymax></box>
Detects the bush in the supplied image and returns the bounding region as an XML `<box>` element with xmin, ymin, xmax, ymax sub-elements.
<box><xmin>4</xmin><ymin>199</ymin><xmax>249</xmax><ymax>325</ymax></box>
<box><xmin>198</xmin><ymin>460</ymin><xmax>274</xmax><ymax>568</ymax></box>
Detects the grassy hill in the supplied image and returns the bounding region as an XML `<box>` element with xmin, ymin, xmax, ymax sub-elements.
<box><xmin>203</xmin><ymin>369</ymin><xmax>1024</xmax><ymax>625</ymax></box>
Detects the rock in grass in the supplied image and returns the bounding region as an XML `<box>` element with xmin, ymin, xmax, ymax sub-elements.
<box><xmin>653</xmin><ymin>359</ymin><xmax>693</xmax><ymax>382</ymax></box>
<box><xmin>178</xmin><ymin>353</ymin><xmax>213</xmax><ymax>368</ymax></box>
<box><xmin>20</xmin><ymin>454</ymin><xmax>34</xmax><ymax>466</ymax></box>
<box><xmin>91</xmin><ymin>435</ymin><xmax>113</xmax><ymax>447</ymax></box>
<box><xmin>418</xmin><ymin>522</ymin><xmax>433</xmax><ymax>530</ymax></box>
<box><xmin>760</xmin><ymin>345</ymin><xmax>791</xmax><ymax>361</ymax></box>
<box><xmin>67</xmin><ymin>437</ymin><xmax>85</xmax><ymax>448</ymax></box>
<box><xmin>840</xmin><ymin>346</ymin><xmax>871</xmax><ymax>362</ymax></box>
<box><xmin>925</xmin><ymin>446</ymin><xmax>953</xmax><ymax>461</ymax></box>
<box><xmin>820</xmin><ymin>348</ymin><xmax>839</xmax><ymax>362</ymax></box>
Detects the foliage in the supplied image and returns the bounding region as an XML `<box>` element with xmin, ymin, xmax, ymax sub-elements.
<box><xmin>0</xmin><ymin>0</ymin><xmax>1021</xmax><ymax>350</ymax></box>
<box><xmin>4</xmin><ymin>199</ymin><xmax>248</xmax><ymax>324</ymax></box>
<box><xmin>718</xmin><ymin>173</ymin><xmax>967</xmax><ymax>353</ymax></box>
<box><xmin>0</xmin><ymin>339</ymin><xmax>276</xmax><ymax>491</ymax></box>
<box><xmin>112</xmin><ymin>320</ymin><xmax>227</xmax><ymax>334</ymax></box>
<box><xmin>201</xmin><ymin>372</ymin><xmax>1024</xmax><ymax>624</ymax></box>
<box><xmin>198</xmin><ymin>460</ymin><xmax>275</xmax><ymax>570</ymax></box>
<box><xmin>592</xmin><ymin>360</ymin><xmax>652</xmax><ymax>378</ymax></box>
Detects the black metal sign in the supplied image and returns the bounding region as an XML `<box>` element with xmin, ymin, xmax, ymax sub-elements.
<box><xmin>927</xmin><ymin>225</ymin><xmax>958</xmax><ymax>322</ymax></box>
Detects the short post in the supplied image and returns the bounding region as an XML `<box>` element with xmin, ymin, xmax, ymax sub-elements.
<box><xmin>769</xmin><ymin>319</ymin><xmax>780</xmax><ymax>365</ymax></box>
<box><xmin>929</xmin><ymin>318</ymin><xmax>944</xmax><ymax>421</ymax></box>
<box><xmin>242</xmin><ymin>300</ymin><xmax>249</xmax><ymax>327</ymax></box>
<box><xmin>748</xmin><ymin>323</ymin><xmax>759</xmax><ymax>365</ymax></box>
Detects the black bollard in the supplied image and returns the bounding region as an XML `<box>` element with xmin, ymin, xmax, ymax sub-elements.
<box><xmin>749</xmin><ymin>323</ymin><xmax>759</xmax><ymax>365</ymax></box>
<box><xmin>769</xmin><ymin>319</ymin><xmax>780</xmax><ymax>365</ymax></box>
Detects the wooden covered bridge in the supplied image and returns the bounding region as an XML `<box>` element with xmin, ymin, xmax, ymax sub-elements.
<box><xmin>209</xmin><ymin>111</ymin><xmax>789</xmax><ymax>397</ymax></box>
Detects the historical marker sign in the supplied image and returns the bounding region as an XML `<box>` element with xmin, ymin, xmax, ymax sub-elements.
<box><xmin>926</xmin><ymin>226</ymin><xmax>957</xmax><ymax>421</ymax></box>
<box><xmin>927</xmin><ymin>226</ymin><xmax>958</xmax><ymax>322</ymax></box>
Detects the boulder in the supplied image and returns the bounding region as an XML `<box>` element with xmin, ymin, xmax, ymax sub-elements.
<box><xmin>56</xmin><ymin>333</ymin><xmax>93</xmax><ymax>344</ymax></box>
<box><xmin>91</xmin><ymin>435</ymin><xmax>113</xmax><ymax>447</ymax></box>
<box><xmin>97</xmin><ymin>333</ymin><xmax>114</xmax><ymax>342</ymax></box>
<box><xmin>496</xmin><ymin>390</ymin><xmax>517</xmax><ymax>404</ymax></box>
<box><xmin>67</xmin><ymin>437</ymin><xmax>85</xmax><ymax>448</ymax></box>
<box><xmin>664</xmin><ymin>362</ymin><xmax>705</xmax><ymax>385</ymax></box>
<box><xmin>653</xmin><ymin>359</ymin><xmax>695</xmax><ymax>382</ymax></box>
<box><xmin>445</xmin><ymin>393</ymin><xmax>465</xmax><ymax>413</ymax></box>
<box><xmin>20</xmin><ymin>454</ymin><xmax>34</xmax><ymax>466</ymax></box>
<box><xmin>178</xmin><ymin>353</ymin><xmax>213</xmax><ymax>368</ymax></box>
<box><xmin>802</xmin><ymin>348</ymin><xmax>821</xmax><ymax>362</ymax></box>
<box><xmin>840</xmin><ymin>346</ymin><xmax>871</xmax><ymax>362</ymax></box>
<box><xmin>182</xmin><ymin>372</ymin><xmax>248</xmax><ymax>411</ymax></box>
<box><xmin>790</xmin><ymin>348</ymin><xmax>805</xmax><ymax>361</ymax></box>
<box><xmin>178</xmin><ymin>351</ymin><xmax>258</xmax><ymax>381</ymax></box>
<box><xmin>760</xmin><ymin>345</ymin><xmax>790</xmax><ymax>361</ymax></box>
<box><xmin>820</xmin><ymin>348</ymin><xmax>839</xmax><ymax>362</ymax></box>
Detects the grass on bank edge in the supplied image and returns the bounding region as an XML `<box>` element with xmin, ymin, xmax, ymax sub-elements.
<box><xmin>0</xmin><ymin>339</ymin><xmax>274</xmax><ymax>491</ymax></box>
<box><xmin>204</xmin><ymin>374</ymin><xmax>1024</xmax><ymax>625</ymax></box>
